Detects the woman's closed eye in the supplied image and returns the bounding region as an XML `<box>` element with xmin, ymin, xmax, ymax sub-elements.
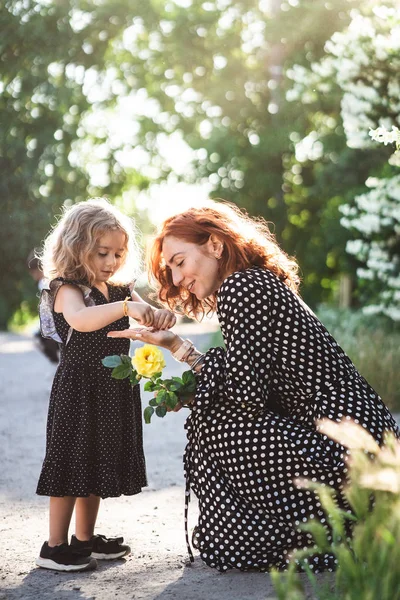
<box><xmin>177</xmin><ymin>260</ymin><xmax>184</xmax><ymax>267</ymax></box>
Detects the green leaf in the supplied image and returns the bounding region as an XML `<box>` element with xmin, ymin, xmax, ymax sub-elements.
<box><xmin>184</xmin><ymin>382</ymin><xmax>197</xmax><ymax>394</ymax></box>
<box><xmin>130</xmin><ymin>373</ymin><xmax>141</xmax><ymax>386</ymax></box>
<box><xmin>111</xmin><ymin>363</ymin><xmax>132</xmax><ymax>379</ymax></box>
<box><xmin>300</xmin><ymin>522</ymin><xmax>330</xmax><ymax>553</ymax></box>
<box><xmin>165</xmin><ymin>391</ymin><xmax>178</xmax><ymax>409</ymax></box>
<box><xmin>144</xmin><ymin>380</ymin><xmax>157</xmax><ymax>392</ymax></box>
<box><xmin>120</xmin><ymin>354</ymin><xmax>132</xmax><ymax>365</ymax></box>
<box><xmin>156</xmin><ymin>405</ymin><xmax>167</xmax><ymax>418</ymax></box>
<box><xmin>102</xmin><ymin>355</ymin><xmax>122</xmax><ymax>368</ymax></box>
<box><xmin>168</xmin><ymin>382</ymin><xmax>182</xmax><ymax>392</ymax></box>
<box><xmin>182</xmin><ymin>370</ymin><xmax>196</xmax><ymax>386</ymax></box>
<box><xmin>152</xmin><ymin>372</ymin><xmax>162</xmax><ymax>381</ymax></box>
<box><xmin>156</xmin><ymin>389</ymin><xmax>167</xmax><ymax>404</ymax></box>
<box><xmin>171</xmin><ymin>376</ymin><xmax>184</xmax><ymax>390</ymax></box>
<box><xmin>149</xmin><ymin>398</ymin><xmax>158</xmax><ymax>407</ymax></box>
<box><xmin>161</xmin><ymin>378</ymin><xmax>173</xmax><ymax>387</ymax></box>
<box><xmin>144</xmin><ymin>406</ymin><xmax>154</xmax><ymax>424</ymax></box>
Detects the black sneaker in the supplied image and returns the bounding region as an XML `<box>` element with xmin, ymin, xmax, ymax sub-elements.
<box><xmin>36</xmin><ymin>541</ymin><xmax>97</xmax><ymax>572</ymax></box>
<box><xmin>71</xmin><ymin>534</ymin><xmax>131</xmax><ymax>560</ymax></box>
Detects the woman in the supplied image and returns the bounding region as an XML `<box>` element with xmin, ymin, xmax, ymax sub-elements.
<box><xmin>109</xmin><ymin>201</ymin><xmax>399</xmax><ymax>573</ymax></box>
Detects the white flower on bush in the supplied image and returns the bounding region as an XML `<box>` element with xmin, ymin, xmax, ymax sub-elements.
<box><xmin>288</xmin><ymin>1</ymin><xmax>400</xmax><ymax>320</ymax></box>
<box><xmin>370</xmin><ymin>126</ymin><xmax>400</xmax><ymax>146</ymax></box>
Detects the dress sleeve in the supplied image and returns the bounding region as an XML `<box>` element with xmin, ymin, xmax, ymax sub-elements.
<box><xmin>39</xmin><ymin>277</ymin><xmax>94</xmax><ymax>343</ymax></box>
<box><xmin>193</xmin><ymin>271</ymin><xmax>274</xmax><ymax>415</ymax></box>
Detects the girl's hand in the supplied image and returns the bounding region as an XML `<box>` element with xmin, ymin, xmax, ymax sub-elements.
<box><xmin>152</xmin><ymin>309</ymin><xmax>177</xmax><ymax>331</ymax></box>
<box><xmin>128</xmin><ymin>302</ymin><xmax>154</xmax><ymax>326</ymax></box>
<box><xmin>108</xmin><ymin>327</ymin><xmax>183</xmax><ymax>352</ymax></box>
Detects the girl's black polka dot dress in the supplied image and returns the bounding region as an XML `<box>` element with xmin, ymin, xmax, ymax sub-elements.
<box><xmin>36</xmin><ymin>278</ymin><xmax>147</xmax><ymax>498</ymax></box>
<box><xmin>184</xmin><ymin>267</ymin><xmax>399</xmax><ymax>573</ymax></box>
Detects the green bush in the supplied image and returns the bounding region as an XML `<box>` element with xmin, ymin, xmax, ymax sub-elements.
<box><xmin>316</xmin><ymin>307</ymin><xmax>400</xmax><ymax>411</ymax></box>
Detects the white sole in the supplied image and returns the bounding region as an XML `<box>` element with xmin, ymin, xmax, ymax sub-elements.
<box><xmin>91</xmin><ymin>549</ymin><xmax>130</xmax><ymax>560</ymax></box>
<box><xmin>35</xmin><ymin>557</ymin><xmax>97</xmax><ymax>572</ymax></box>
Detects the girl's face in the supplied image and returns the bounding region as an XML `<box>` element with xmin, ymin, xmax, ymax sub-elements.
<box><xmin>91</xmin><ymin>229</ymin><xmax>127</xmax><ymax>284</ymax></box>
<box><xmin>162</xmin><ymin>235</ymin><xmax>225</xmax><ymax>300</ymax></box>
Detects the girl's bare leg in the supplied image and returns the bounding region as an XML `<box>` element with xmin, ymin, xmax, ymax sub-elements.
<box><xmin>48</xmin><ymin>496</ymin><xmax>76</xmax><ymax>547</ymax></box>
<box><xmin>75</xmin><ymin>495</ymin><xmax>101</xmax><ymax>541</ymax></box>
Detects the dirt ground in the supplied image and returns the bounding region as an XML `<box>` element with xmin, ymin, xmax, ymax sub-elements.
<box><xmin>0</xmin><ymin>328</ymin><xmax>326</xmax><ymax>600</ymax></box>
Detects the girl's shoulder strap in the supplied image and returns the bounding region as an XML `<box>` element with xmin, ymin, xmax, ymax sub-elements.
<box><xmin>39</xmin><ymin>277</ymin><xmax>95</xmax><ymax>343</ymax></box>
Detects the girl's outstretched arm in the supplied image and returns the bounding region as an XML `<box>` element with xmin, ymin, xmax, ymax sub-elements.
<box><xmin>54</xmin><ymin>284</ymin><xmax>154</xmax><ymax>332</ymax></box>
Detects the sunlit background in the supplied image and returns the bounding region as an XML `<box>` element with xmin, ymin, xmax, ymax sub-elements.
<box><xmin>1</xmin><ymin>0</ymin><xmax>399</xmax><ymax>406</ymax></box>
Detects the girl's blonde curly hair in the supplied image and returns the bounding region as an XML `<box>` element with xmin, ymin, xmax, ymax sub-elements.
<box><xmin>39</xmin><ymin>198</ymin><xmax>141</xmax><ymax>286</ymax></box>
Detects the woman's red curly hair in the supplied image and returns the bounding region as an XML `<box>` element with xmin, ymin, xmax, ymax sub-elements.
<box><xmin>149</xmin><ymin>201</ymin><xmax>300</xmax><ymax>320</ymax></box>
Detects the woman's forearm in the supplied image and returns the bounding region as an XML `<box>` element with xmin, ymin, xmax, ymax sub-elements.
<box><xmin>167</xmin><ymin>335</ymin><xmax>185</xmax><ymax>354</ymax></box>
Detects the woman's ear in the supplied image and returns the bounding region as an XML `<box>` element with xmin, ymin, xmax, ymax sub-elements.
<box><xmin>208</xmin><ymin>235</ymin><xmax>224</xmax><ymax>259</ymax></box>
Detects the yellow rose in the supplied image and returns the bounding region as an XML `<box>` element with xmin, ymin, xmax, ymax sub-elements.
<box><xmin>132</xmin><ymin>344</ymin><xmax>166</xmax><ymax>378</ymax></box>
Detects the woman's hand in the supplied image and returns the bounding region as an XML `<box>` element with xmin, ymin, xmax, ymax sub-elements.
<box><xmin>153</xmin><ymin>309</ymin><xmax>177</xmax><ymax>331</ymax></box>
<box><xmin>128</xmin><ymin>302</ymin><xmax>154</xmax><ymax>326</ymax></box>
<box><xmin>108</xmin><ymin>327</ymin><xmax>183</xmax><ymax>352</ymax></box>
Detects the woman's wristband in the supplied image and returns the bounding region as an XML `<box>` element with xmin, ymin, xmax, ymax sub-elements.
<box><xmin>171</xmin><ymin>339</ymin><xmax>193</xmax><ymax>361</ymax></box>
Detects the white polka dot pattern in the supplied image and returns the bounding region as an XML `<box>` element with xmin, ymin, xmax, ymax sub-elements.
<box><xmin>36</xmin><ymin>278</ymin><xmax>147</xmax><ymax>499</ymax></box>
<box><xmin>184</xmin><ymin>267</ymin><xmax>399</xmax><ymax>573</ymax></box>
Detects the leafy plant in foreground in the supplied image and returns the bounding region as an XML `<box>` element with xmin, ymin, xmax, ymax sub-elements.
<box><xmin>271</xmin><ymin>419</ymin><xmax>400</xmax><ymax>600</ymax></box>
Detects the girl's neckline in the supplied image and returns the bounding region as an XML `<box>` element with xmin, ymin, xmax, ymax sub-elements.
<box><xmin>93</xmin><ymin>283</ymin><xmax>110</xmax><ymax>302</ymax></box>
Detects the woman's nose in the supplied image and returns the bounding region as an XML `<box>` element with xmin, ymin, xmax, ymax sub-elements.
<box><xmin>172</xmin><ymin>270</ymin><xmax>183</xmax><ymax>287</ymax></box>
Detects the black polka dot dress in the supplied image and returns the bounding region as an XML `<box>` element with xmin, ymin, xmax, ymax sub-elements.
<box><xmin>36</xmin><ymin>278</ymin><xmax>147</xmax><ymax>498</ymax></box>
<box><xmin>184</xmin><ymin>267</ymin><xmax>399</xmax><ymax>573</ymax></box>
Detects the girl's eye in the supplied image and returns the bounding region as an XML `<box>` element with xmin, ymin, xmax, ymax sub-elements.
<box><xmin>116</xmin><ymin>254</ymin><xmax>122</xmax><ymax>259</ymax></box>
<box><xmin>177</xmin><ymin>261</ymin><xmax>184</xmax><ymax>267</ymax></box>
<box><xmin>99</xmin><ymin>253</ymin><xmax>107</xmax><ymax>257</ymax></box>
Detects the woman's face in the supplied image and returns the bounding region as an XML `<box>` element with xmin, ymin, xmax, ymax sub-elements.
<box><xmin>162</xmin><ymin>235</ymin><xmax>224</xmax><ymax>300</ymax></box>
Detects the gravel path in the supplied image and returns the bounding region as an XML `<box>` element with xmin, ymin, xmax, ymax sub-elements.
<box><xmin>0</xmin><ymin>329</ymin><xmax>325</xmax><ymax>600</ymax></box>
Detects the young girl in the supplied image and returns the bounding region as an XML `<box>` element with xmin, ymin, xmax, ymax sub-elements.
<box><xmin>35</xmin><ymin>197</ymin><xmax>175</xmax><ymax>572</ymax></box>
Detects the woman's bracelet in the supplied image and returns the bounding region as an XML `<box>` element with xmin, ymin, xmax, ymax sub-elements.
<box><xmin>171</xmin><ymin>338</ymin><xmax>205</xmax><ymax>372</ymax></box>
<box><xmin>189</xmin><ymin>354</ymin><xmax>205</xmax><ymax>372</ymax></box>
<box><xmin>185</xmin><ymin>347</ymin><xmax>205</xmax><ymax>372</ymax></box>
<box><xmin>171</xmin><ymin>339</ymin><xmax>193</xmax><ymax>362</ymax></box>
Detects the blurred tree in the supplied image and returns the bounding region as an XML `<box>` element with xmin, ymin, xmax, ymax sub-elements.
<box><xmin>1</xmin><ymin>0</ymin><xmax>373</xmax><ymax>327</ymax></box>
<box><xmin>104</xmin><ymin>0</ymin><xmax>365</xmax><ymax>306</ymax></box>
<box><xmin>0</xmin><ymin>0</ymin><xmax>151</xmax><ymax>327</ymax></box>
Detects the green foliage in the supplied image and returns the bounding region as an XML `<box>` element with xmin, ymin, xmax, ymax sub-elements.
<box><xmin>272</xmin><ymin>426</ymin><xmax>400</xmax><ymax>600</ymax></box>
<box><xmin>101</xmin><ymin>352</ymin><xmax>196</xmax><ymax>423</ymax></box>
<box><xmin>2</xmin><ymin>0</ymin><xmax>383</xmax><ymax>328</ymax></box>
<box><xmin>107</xmin><ymin>0</ymin><xmax>361</xmax><ymax>308</ymax></box>
<box><xmin>0</xmin><ymin>0</ymin><xmax>150</xmax><ymax>328</ymax></box>
<box><xmin>317</xmin><ymin>306</ymin><xmax>400</xmax><ymax>410</ymax></box>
